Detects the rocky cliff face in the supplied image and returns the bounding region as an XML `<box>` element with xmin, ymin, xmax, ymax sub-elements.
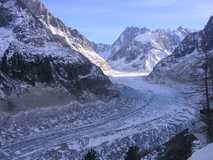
<box><xmin>150</xmin><ymin>16</ymin><xmax>213</xmax><ymax>82</ymax></box>
<box><xmin>107</xmin><ymin>26</ymin><xmax>191</xmax><ymax>73</ymax></box>
<box><xmin>0</xmin><ymin>0</ymin><xmax>115</xmax><ymax>111</ymax></box>
<box><xmin>18</xmin><ymin>0</ymin><xmax>111</xmax><ymax>72</ymax></box>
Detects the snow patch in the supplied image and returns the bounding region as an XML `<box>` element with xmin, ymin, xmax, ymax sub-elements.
<box><xmin>189</xmin><ymin>143</ymin><xmax>213</xmax><ymax>160</ymax></box>
<box><xmin>0</xmin><ymin>28</ymin><xmax>14</xmax><ymax>56</ymax></box>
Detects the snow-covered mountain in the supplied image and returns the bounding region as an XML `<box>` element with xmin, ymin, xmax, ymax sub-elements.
<box><xmin>19</xmin><ymin>0</ymin><xmax>111</xmax><ymax>73</ymax></box>
<box><xmin>0</xmin><ymin>0</ymin><xmax>115</xmax><ymax>111</ymax></box>
<box><xmin>150</xmin><ymin>16</ymin><xmax>213</xmax><ymax>82</ymax></box>
<box><xmin>107</xmin><ymin>26</ymin><xmax>191</xmax><ymax>73</ymax></box>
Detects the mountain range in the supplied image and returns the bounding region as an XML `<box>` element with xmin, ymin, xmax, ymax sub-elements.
<box><xmin>94</xmin><ymin>26</ymin><xmax>192</xmax><ymax>73</ymax></box>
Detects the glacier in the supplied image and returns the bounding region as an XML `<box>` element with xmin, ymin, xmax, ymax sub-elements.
<box><xmin>0</xmin><ymin>73</ymin><xmax>197</xmax><ymax>160</ymax></box>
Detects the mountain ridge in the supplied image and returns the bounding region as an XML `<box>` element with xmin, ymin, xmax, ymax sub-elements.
<box><xmin>150</xmin><ymin>16</ymin><xmax>213</xmax><ymax>82</ymax></box>
<box><xmin>95</xmin><ymin>26</ymin><xmax>192</xmax><ymax>73</ymax></box>
<box><xmin>17</xmin><ymin>0</ymin><xmax>112</xmax><ymax>72</ymax></box>
<box><xmin>0</xmin><ymin>0</ymin><xmax>116</xmax><ymax>111</ymax></box>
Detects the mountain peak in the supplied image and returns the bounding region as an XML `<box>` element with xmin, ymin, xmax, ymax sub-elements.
<box><xmin>177</xmin><ymin>26</ymin><xmax>186</xmax><ymax>32</ymax></box>
<box><xmin>18</xmin><ymin>0</ymin><xmax>48</xmax><ymax>17</ymax></box>
<box><xmin>205</xmin><ymin>15</ymin><xmax>213</xmax><ymax>29</ymax></box>
<box><xmin>124</xmin><ymin>26</ymin><xmax>140</xmax><ymax>33</ymax></box>
<box><xmin>177</xmin><ymin>26</ymin><xmax>184</xmax><ymax>30</ymax></box>
<box><xmin>124</xmin><ymin>26</ymin><xmax>150</xmax><ymax>34</ymax></box>
<box><xmin>150</xmin><ymin>16</ymin><xmax>213</xmax><ymax>82</ymax></box>
<box><xmin>108</xmin><ymin>25</ymin><xmax>191</xmax><ymax>73</ymax></box>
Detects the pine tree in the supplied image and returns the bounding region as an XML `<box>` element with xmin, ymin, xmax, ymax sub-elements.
<box><xmin>209</xmin><ymin>56</ymin><xmax>213</xmax><ymax>100</ymax></box>
<box><xmin>84</xmin><ymin>149</ymin><xmax>100</xmax><ymax>160</ymax></box>
<box><xmin>125</xmin><ymin>146</ymin><xmax>142</xmax><ymax>160</ymax></box>
<box><xmin>204</xmin><ymin>51</ymin><xmax>211</xmax><ymax>110</ymax></box>
<box><xmin>1</xmin><ymin>54</ymin><xmax>8</xmax><ymax>73</ymax></box>
<box><xmin>185</xmin><ymin>50</ymin><xmax>213</xmax><ymax>112</ymax></box>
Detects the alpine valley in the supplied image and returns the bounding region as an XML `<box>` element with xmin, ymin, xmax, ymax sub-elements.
<box><xmin>0</xmin><ymin>0</ymin><xmax>213</xmax><ymax>160</ymax></box>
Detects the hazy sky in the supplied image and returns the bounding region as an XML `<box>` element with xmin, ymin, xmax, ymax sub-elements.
<box><xmin>42</xmin><ymin>0</ymin><xmax>213</xmax><ymax>44</ymax></box>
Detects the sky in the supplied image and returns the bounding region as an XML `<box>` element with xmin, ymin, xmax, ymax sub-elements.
<box><xmin>42</xmin><ymin>0</ymin><xmax>213</xmax><ymax>44</ymax></box>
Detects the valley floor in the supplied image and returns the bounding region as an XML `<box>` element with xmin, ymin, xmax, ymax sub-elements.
<box><xmin>0</xmin><ymin>71</ymin><xmax>197</xmax><ymax>160</ymax></box>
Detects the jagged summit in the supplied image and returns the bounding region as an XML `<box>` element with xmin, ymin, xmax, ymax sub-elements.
<box><xmin>16</xmin><ymin>0</ymin><xmax>111</xmax><ymax>72</ymax></box>
<box><xmin>106</xmin><ymin>26</ymin><xmax>192</xmax><ymax>73</ymax></box>
<box><xmin>177</xmin><ymin>26</ymin><xmax>185</xmax><ymax>30</ymax></box>
<box><xmin>150</xmin><ymin>16</ymin><xmax>213</xmax><ymax>82</ymax></box>
<box><xmin>124</xmin><ymin>26</ymin><xmax>150</xmax><ymax>33</ymax></box>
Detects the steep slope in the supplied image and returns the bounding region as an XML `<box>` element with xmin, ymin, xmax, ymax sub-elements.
<box><xmin>0</xmin><ymin>0</ymin><xmax>115</xmax><ymax>111</ymax></box>
<box><xmin>91</xmin><ymin>42</ymin><xmax>111</xmax><ymax>59</ymax></box>
<box><xmin>18</xmin><ymin>0</ymin><xmax>111</xmax><ymax>73</ymax></box>
<box><xmin>150</xmin><ymin>16</ymin><xmax>213</xmax><ymax>82</ymax></box>
<box><xmin>108</xmin><ymin>27</ymin><xmax>191</xmax><ymax>73</ymax></box>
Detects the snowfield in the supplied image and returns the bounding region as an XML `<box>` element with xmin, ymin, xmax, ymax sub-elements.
<box><xmin>105</xmin><ymin>69</ymin><xmax>149</xmax><ymax>77</ymax></box>
<box><xmin>0</xmin><ymin>72</ymin><xmax>197</xmax><ymax>160</ymax></box>
<box><xmin>188</xmin><ymin>143</ymin><xmax>213</xmax><ymax>160</ymax></box>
